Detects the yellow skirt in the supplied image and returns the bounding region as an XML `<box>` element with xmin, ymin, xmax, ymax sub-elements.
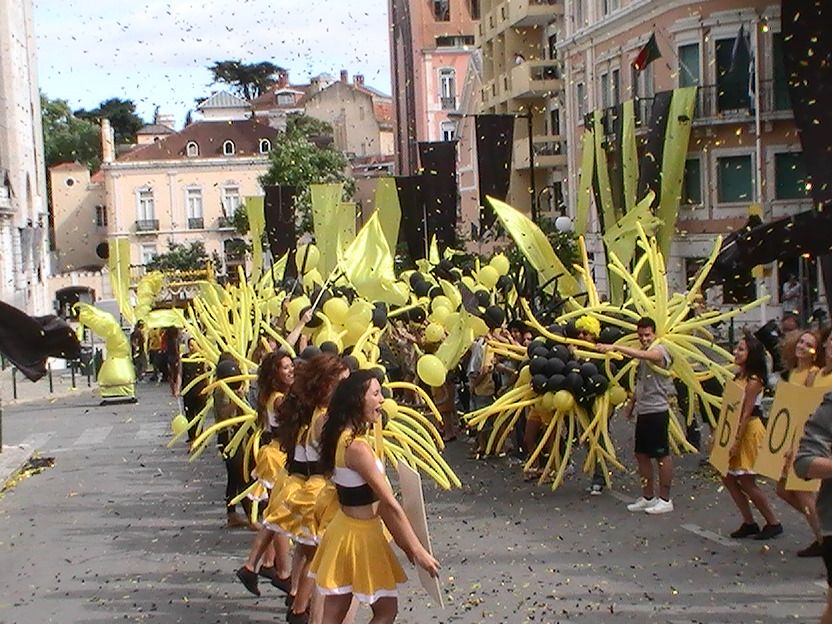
<box><xmin>309</xmin><ymin>510</ymin><xmax>407</xmax><ymax>604</ymax></box>
<box><xmin>263</xmin><ymin>474</ymin><xmax>305</xmax><ymax>532</ymax></box>
<box><xmin>248</xmin><ymin>442</ymin><xmax>287</xmax><ymax>502</ymax></box>
<box><xmin>314</xmin><ymin>483</ymin><xmax>339</xmax><ymax>541</ymax></box>
<box><xmin>265</xmin><ymin>475</ymin><xmax>328</xmax><ymax>545</ymax></box>
<box><xmin>728</xmin><ymin>417</ymin><xmax>765</xmax><ymax>475</ymax></box>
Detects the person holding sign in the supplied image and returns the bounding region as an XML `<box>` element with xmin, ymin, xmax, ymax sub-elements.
<box><xmin>776</xmin><ymin>330</ymin><xmax>824</xmax><ymax>556</ymax></box>
<box><xmin>721</xmin><ymin>335</ymin><xmax>783</xmax><ymax>539</ymax></box>
<box><xmin>595</xmin><ymin>317</ymin><xmax>675</xmax><ymax>514</ymax></box>
<box><xmin>811</xmin><ymin>328</ymin><xmax>832</xmax><ymax>388</ymax></box>
<box><xmin>311</xmin><ymin>370</ymin><xmax>440</xmax><ymax>623</ymax></box>
<box><xmin>793</xmin><ymin>391</ymin><xmax>832</xmax><ymax>624</ymax></box>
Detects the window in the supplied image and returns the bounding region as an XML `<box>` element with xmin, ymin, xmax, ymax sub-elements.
<box><xmin>436</xmin><ymin>35</ymin><xmax>474</xmax><ymax>48</ymax></box>
<box><xmin>681</xmin><ymin>158</ymin><xmax>702</xmax><ymax>205</ymax></box>
<box><xmin>439</xmin><ymin>68</ymin><xmax>456</xmax><ymax>99</ymax></box>
<box><xmin>186</xmin><ymin>188</ymin><xmax>203</xmax><ymax>219</ymax></box>
<box><xmin>186</xmin><ymin>141</ymin><xmax>199</xmax><ymax>157</ymax></box>
<box><xmin>137</xmin><ymin>188</ymin><xmax>154</xmax><ymax>220</ymax></box>
<box><xmin>64</xmin><ymin>177</ymin><xmax>75</xmax><ymax>187</ymax></box>
<box><xmin>221</xmin><ymin>185</ymin><xmax>241</xmax><ymax>217</ymax></box>
<box><xmin>548</xmin><ymin>34</ymin><xmax>558</xmax><ymax>61</ymax></box>
<box><xmin>602</xmin><ymin>0</ymin><xmax>619</xmax><ymax>14</ymax></box>
<box><xmin>140</xmin><ymin>244</ymin><xmax>157</xmax><ymax>265</ymax></box>
<box><xmin>468</xmin><ymin>0</ymin><xmax>479</xmax><ymax>19</ymax></box>
<box><xmin>775</xmin><ymin>152</ymin><xmax>810</xmax><ymax>200</ymax></box>
<box><xmin>549</xmin><ymin>108</ymin><xmax>560</xmax><ymax>135</ymax></box>
<box><xmin>223</xmin><ymin>140</ymin><xmax>236</xmax><ymax>156</ymax></box>
<box><xmin>433</xmin><ymin>0</ymin><xmax>450</xmax><ymax>21</ymax></box>
<box><xmin>717</xmin><ymin>154</ymin><xmax>753</xmax><ymax>203</ymax></box>
<box><xmin>575</xmin><ymin>0</ymin><xmax>585</xmax><ymax>27</ymax></box>
<box><xmin>276</xmin><ymin>93</ymin><xmax>295</xmax><ymax>106</ymax></box>
<box><xmin>95</xmin><ymin>204</ymin><xmax>108</xmax><ymax>227</ymax></box>
<box><xmin>716</xmin><ymin>36</ymin><xmax>751</xmax><ymax>111</ymax></box>
<box><xmin>678</xmin><ymin>43</ymin><xmax>700</xmax><ymax>87</ymax></box>
<box><xmin>576</xmin><ymin>82</ymin><xmax>587</xmax><ymax>120</ymax></box>
<box><xmin>610</xmin><ymin>68</ymin><xmax>620</xmax><ymax>106</ymax></box>
<box><xmin>600</xmin><ymin>72</ymin><xmax>610</xmax><ymax>108</ymax></box>
<box><xmin>440</xmin><ymin>121</ymin><xmax>457</xmax><ymax>142</ymax></box>
<box><xmin>259</xmin><ymin>138</ymin><xmax>271</xmax><ymax>153</ymax></box>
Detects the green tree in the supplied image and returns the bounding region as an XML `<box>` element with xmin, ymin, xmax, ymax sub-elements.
<box><xmin>145</xmin><ymin>241</ymin><xmax>211</xmax><ymax>272</ymax></box>
<box><xmin>41</xmin><ymin>94</ymin><xmax>101</xmax><ymax>170</ymax></box>
<box><xmin>259</xmin><ymin>114</ymin><xmax>353</xmax><ymax>234</ymax></box>
<box><xmin>208</xmin><ymin>60</ymin><xmax>285</xmax><ymax>100</ymax></box>
<box><xmin>75</xmin><ymin>98</ymin><xmax>144</xmax><ymax>144</ymax></box>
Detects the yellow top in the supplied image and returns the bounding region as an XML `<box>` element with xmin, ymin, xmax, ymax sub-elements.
<box><xmin>811</xmin><ymin>369</ymin><xmax>832</xmax><ymax>388</ymax></box>
<box><xmin>789</xmin><ymin>366</ymin><xmax>819</xmax><ymax>387</ymax></box>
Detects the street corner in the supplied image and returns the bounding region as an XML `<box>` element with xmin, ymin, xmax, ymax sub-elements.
<box><xmin>0</xmin><ymin>444</ymin><xmax>33</xmax><ymax>490</ymax></box>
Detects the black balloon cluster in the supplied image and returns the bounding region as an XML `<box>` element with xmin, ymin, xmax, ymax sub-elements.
<box><xmin>525</xmin><ymin>337</ymin><xmax>610</xmax><ymax>404</ymax></box>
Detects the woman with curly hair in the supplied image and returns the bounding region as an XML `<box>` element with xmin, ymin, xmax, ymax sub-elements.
<box><xmin>310</xmin><ymin>370</ymin><xmax>439</xmax><ymax>624</ymax></box>
<box><xmin>263</xmin><ymin>353</ymin><xmax>349</xmax><ymax>623</ymax></box>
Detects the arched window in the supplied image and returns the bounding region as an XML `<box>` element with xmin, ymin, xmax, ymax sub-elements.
<box><xmin>223</xmin><ymin>140</ymin><xmax>236</xmax><ymax>156</ymax></box>
<box><xmin>259</xmin><ymin>138</ymin><xmax>271</xmax><ymax>154</ymax></box>
<box><xmin>186</xmin><ymin>141</ymin><xmax>199</xmax><ymax>157</ymax></box>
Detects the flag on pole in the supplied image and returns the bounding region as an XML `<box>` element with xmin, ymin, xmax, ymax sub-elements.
<box><xmin>632</xmin><ymin>33</ymin><xmax>661</xmax><ymax>72</ymax></box>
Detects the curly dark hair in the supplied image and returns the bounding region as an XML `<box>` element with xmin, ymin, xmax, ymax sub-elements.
<box><xmin>273</xmin><ymin>353</ymin><xmax>348</xmax><ymax>453</ymax></box>
<box><xmin>319</xmin><ymin>369</ymin><xmax>378</xmax><ymax>475</ymax></box>
<box><xmin>737</xmin><ymin>332</ymin><xmax>769</xmax><ymax>388</ymax></box>
<box><xmin>256</xmin><ymin>350</ymin><xmax>293</xmax><ymax>431</ymax></box>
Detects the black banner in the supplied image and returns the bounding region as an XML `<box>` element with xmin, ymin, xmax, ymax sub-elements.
<box><xmin>395</xmin><ymin>175</ymin><xmax>427</xmax><ymax>261</ymax></box>
<box><xmin>264</xmin><ymin>185</ymin><xmax>297</xmax><ymax>263</ymax></box>
<box><xmin>418</xmin><ymin>141</ymin><xmax>458</xmax><ymax>250</ymax></box>
<box><xmin>637</xmin><ymin>90</ymin><xmax>673</xmax><ymax>201</ymax></box>
<box><xmin>475</xmin><ymin>114</ymin><xmax>515</xmax><ymax>230</ymax></box>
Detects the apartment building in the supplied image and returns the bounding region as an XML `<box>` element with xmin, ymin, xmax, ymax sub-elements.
<box><xmin>558</xmin><ymin>0</ymin><xmax>808</xmax><ymax>305</ymax></box>
<box><xmin>389</xmin><ymin>0</ymin><xmax>480</xmax><ymax>175</ymax></box>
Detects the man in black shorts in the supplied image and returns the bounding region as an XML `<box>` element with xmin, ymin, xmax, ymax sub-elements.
<box><xmin>596</xmin><ymin>316</ymin><xmax>675</xmax><ymax>514</ymax></box>
<box><xmin>794</xmin><ymin>391</ymin><xmax>832</xmax><ymax>623</ymax></box>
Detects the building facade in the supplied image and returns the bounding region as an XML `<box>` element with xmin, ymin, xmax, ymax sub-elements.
<box><xmin>389</xmin><ymin>0</ymin><xmax>480</xmax><ymax>175</ymax></box>
<box><xmin>0</xmin><ymin>0</ymin><xmax>50</xmax><ymax>313</ymax></box>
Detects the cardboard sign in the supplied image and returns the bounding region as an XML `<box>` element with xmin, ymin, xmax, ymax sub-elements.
<box><xmin>754</xmin><ymin>382</ymin><xmax>827</xmax><ymax>491</ymax></box>
<box><xmin>397</xmin><ymin>460</ymin><xmax>444</xmax><ymax>608</ymax></box>
<box><xmin>709</xmin><ymin>380</ymin><xmax>744</xmax><ymax>475</ymax></box>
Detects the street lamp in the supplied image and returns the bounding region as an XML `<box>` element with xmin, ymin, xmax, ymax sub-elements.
<box><xmin>447</xmin><ymin>110</ymin><xmax>538</xmax><ymax>223</ymax></box>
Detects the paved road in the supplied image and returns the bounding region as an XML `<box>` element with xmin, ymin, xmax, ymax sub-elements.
<box><xmin>0</xmin><ymin>386</ymin><xmax>825</xmax><ymax>623</ymax></box>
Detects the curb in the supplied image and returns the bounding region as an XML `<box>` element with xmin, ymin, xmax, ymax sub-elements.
<box><xmin>0</xmin><ymin>444</ymin><xmax>33</xmax><ymax>489</ymax></box>
<box><xmin>4</xmin><ymin>386</ymin><xmax>97</xmax><ymax>406</ymax></box>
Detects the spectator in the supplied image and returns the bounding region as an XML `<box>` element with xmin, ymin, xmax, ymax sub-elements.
<box><xmin>782</xmin><ymin>274</ymin><xmax>802</xmax><ymax>316</ymax></box>
<box><xmin>130</xmin><ymin>321</ymin><xmax>146</xmax><ymax>381</ymax></box>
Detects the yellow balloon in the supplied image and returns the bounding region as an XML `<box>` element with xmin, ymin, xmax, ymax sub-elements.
<box><xmin>303</xmin><ymin>268</ymin><xmax>323</xmax><ymax>289</ymax></box>
<box><xmin>424</xmin><ymin>322</ymin><xmax>445</xmax><ymax>343</ymax></box>
<box><xmin>461</xmin><ymin>275</ymin><xmax>477</xmax><ymax>290</ymax></box>
<box><xmin>287</xmin><ymin>295</ymin><xmax>310</xmax><ymax>322</ymax></box>
<box><xmin>323</xmin><ymin>297</ymin><xmax>349</xmax><ymax>324</ymax></box>
<box><xmin>343</xmin><ymin>317</ymin><xmax>366</xmax><ymax>345</ymax></box>
<box><xmin>295</xmin><ymin>243</ymin><xmax>320</xmax><ymax>273</ymax></box>
<box><xmin>171</xmin><ymin>414</ymin><xmax>189</xmax><ymax>436</ymax></box>
<box><xmin>429</xmin><ymin>306</ymin><xmax>450</xmax><ymax>326</ymax></box>
<box><xmin>381</xmin><ymin>398</ymin><xmax>399</xmax><ymax>417</ymax></box>
<box><xmin>541</xmin><ymin>391</ymin><xmax>557</xmax><ymax>412</ymax></box>
<box><xmin>431</xmin><ymin>295</ymin><xmax>452</xmax><ymax>312</ymax></box>
<box><xmin>553</xmin><ymin>390</ymin><xmax>575</xmax><ymax>412</ymax></box>
<box><xmin>349</xmin><ymin>300</ymin><xmax>373</xmax><ymax>325</ymax></box>
<box><xmin>466</xmin><ymin>315</ymin><xmax>489</xmax><ymax>337</ymax></box>
<box><xmin>609</xmin><ymin>385</ymin><xmax>628</xmax><ymax>406</ymax></box>
<box><xmin>352</xmin><ymin>350</ymin><xmax>368</xmax><ymax>369</ymax></box>
<box><xmin>314</xmin><ymin>328</ymin><xmax>344</xmax><ymax>352</ymax></box>
<box><xmin>478</xmin><ymin>265</ymin><xmax>499</xmax><ymax>289</ymax></box>
<box><xmin>417</xmin><ymin>354</ymin><xmax>447</xmax><ymax>387</ymax></box>
<box><xmin>517</xmin><ymin>365</ymin><xmax>531</xmax><ymax>385</ymax></box>
<box><xmin>442</xmin><ymin>311</ymin><xmax>460</xmax><ymax>330</ymax></box>
<box><xmin>490</xmin><ymin>253</ymin><xmax>510</xmax><ymax>277</ymax></box>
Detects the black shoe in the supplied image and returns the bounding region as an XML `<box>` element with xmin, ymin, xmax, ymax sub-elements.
<box><xmin>236</xmin><ymin>566</ymin><xmax>260</xmax><ymax>596</ymax></box>
<box><xmin>285</xmin><ymin>593</ymin><xmax>294</xmax><ymax>608</ymax></box>
<box><xmin>258</xmin><ymin>565</ymin><xmax>276</xmax><ymax>581</ymax></box>
<box><xmin>730</xmin><ymin>522</ymin><xmax>760</xmax><ymax>538</ymax></box>
<box><xmin>797</xmin><ymin>540</ymin><xmax>823</xmax><ymax>557</ymax></box>
<box><xmin>271</xmin><ymin>575</ymin><xmax>291</xmax><ymax>594</ymax></box>
<box><xmin>287</xmin><ymin>610</ymin><xmax>308</xmax><ymax>624</ymax></box>
<box><xmin>752</xmin><ymin>523</ymin><xmax>784</xmax><ymax>540</ymax></box>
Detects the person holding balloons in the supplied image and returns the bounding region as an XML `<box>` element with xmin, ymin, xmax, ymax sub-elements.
<box><xmin>467</xmin><ymin>329</ymin><xmax>498</xmax><ymax>457</ymax></box>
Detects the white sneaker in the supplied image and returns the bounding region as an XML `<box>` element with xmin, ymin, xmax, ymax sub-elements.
<box><xmin>626</xmin><ymin>497</ymin><xmax>658</xmax><ymax>512</ymax></box>
<box><xmin>645</xmin><ymin>499</ymin><xmax>674</xmax><ymax>514</ymax></box>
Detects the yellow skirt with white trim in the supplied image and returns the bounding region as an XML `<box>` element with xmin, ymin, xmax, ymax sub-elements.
<box><xmin>263</xmin><ymin>473</ymin><xmax>305</xmax><ymax>532</ymax></box>
<box><xmin>314</xmin><ymin>483</ymin><xmax>339</xmax><ymax>541</ymax></box>
<box><xmin>728</xmin><ymin>417</ymin><xmax>765</xmax><ymax>476</ymax></box>
<box><xmin>309</xmin><ymin>510</ymin><xmax>407</xmax><ymax>604</ymax></box>
<box><xmin>248</xmin><ymin>442</ymin><xmax>287</xmax><ymax>502</ymax></box>
<box><xmin>265</xmin><ymin>474</ymin><xmax>327</xmax><ymax>545</ymax></box>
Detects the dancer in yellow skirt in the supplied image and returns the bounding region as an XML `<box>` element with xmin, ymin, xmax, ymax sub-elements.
<box><xmin>721</xmin><ymin>334</ymin><xmax>782</xmax><ymax>540</ymax></box>
<box><xmin>266</xmin><ymin>353</ymin><xmax>349</xmax><ymax>623</ymax></box>
<box><xmin>237</xmin><ymin>350</ymin><xmax>295</xmax><ymax>596</ymax></box>
<box><xmin>311</xmin><ymin>369</ymin><xmax>440</xmax><ymax>624</ymax></box>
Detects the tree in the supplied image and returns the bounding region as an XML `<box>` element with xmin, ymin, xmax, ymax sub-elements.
<box><xmin>145</xmin><ymin>241</ymin><xmax>211</xmax><ymax>272</ymax></box>
<box><xmin>259</xmin><ymin>114</ymin><xmax>353</xmax><ymax>234</ymax></box>
<box><xmin>75</xmin><ymin>98</ymin><xmax>144</xmax><ymax>144</ymax></box>
<box><xmin>41</xmin><ymin>94</ymin><xmax>101</xmax><ymax>170</ymax></box>
<box><xmin>208</xmin><ymin>60</ymin><xmax>285</xmax><ymax>100</ymax></box>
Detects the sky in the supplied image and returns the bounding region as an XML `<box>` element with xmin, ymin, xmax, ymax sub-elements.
<box><xmin>33</xmin><ymin>0</ymin><xmax>392</xmax><ymax>128</ymax></box>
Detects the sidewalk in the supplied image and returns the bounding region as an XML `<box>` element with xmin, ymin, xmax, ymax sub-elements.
<box><xmin>0</xmin><ymin>366</ymin><xmax>96</xmax><ymax>405</ymax></box>
<box><xmin>0</xmin><ymin>444</ymin><xmax>31</xmax><ymax>490</ymax></box>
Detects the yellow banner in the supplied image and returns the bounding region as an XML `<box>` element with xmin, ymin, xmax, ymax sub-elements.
<box><xmin>374</xmin><ymin>177</ymin><xmax>401</xmax><ymax>256</ymax></box>
<box><xmin>754</xmin><ymin>382</ymin><xmax>827</xmax><ymax>491</ymax></box>
<box><xmin>575</xmin><ymin>128</ymin><xmax>594</xmax><ymax>236</ymax></box>
<box><xmin>107</xmin><ymin>238</ymin><xmax>134</xmax><ymax>326</ymax></box>
<box><xmin>621</xmin><ymin>99</ymin><xmax>638</xmax><ymax>215</ymax></box>
<box><xmin>335</xmin><ymin>202</ymin><xmax>357</xmax><ymax>266</ymax></box>
<box><xmin>341</xmin><ymin>212</ymin><xmax>407</xmax><ymax>305</ymax></box>
<box><xmin>602</xmin><ymin>191</ymin><xmax>661</xmax><ymax>273</ymax></box>
<box><xmin>311</xmin><ymin>182</ymin><xmax>344</xmax><ymax>276</ymax></box>
<box><xmin>245</xmin><ymin>196</ymin><xmax>266</xmax><ymax>282</ymax></box>
<box><xmin>709</xmin><ymin>380</ymin><xmax>744</xmax><ymax>475</ymax></box>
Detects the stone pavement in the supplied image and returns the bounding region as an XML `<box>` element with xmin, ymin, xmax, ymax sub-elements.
<box><xmin>0</xmin><ymin>364</ymin><xmax>96</xmax><ymax>406</ymax></box>
<box><xmin>0</xmin><ymin>385</ymin><xmax>826</xmax><ymax>623</ymax></box>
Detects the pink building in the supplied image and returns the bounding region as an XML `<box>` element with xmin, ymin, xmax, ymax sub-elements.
<box><xmin>389</xmin><ymin>0</ymin><xmax>480</xmax><ymax>174</ymax></box>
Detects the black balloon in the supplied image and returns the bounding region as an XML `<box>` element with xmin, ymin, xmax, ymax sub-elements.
<box><xmin>580</xmin><ymin>362</ymin><xmax>599</xmax><ymax>378</ymax></box>
<box><xmin>496</xmin><ymin>275</ymin><xmax>513</xmax><ymax>292</ymax></box>
<box><xmin>475</xmin><ymin>290</ymin><xmax>491</xmax><ymax>307</ymax></box>
<box><xmin>409</xmin><ymin>272</ymin><xmax>426</xmax><ymax>288</ymax></box>
<box><xmin>531</xmin><ymin>373</ymin><xmax>548</xmax><ymax>394</ymax></box>
<box><xmin>342</xmin><ymin>354</ymin><xmax>360</xmax><ymax>371</ymax></box>
<box><xmin>565</xmin><ymin>360</ymin><xmax>581</xmax><ymax>375</ymax></box>
<box><xmin>544</xmin><ymin>358</ymin><xmax>565</xmax><ymax>377</ymax></box>
<box><xmin>529</xmin><ymin>357</ymin><xmax>547</xmax><ymax>376</ymax></box>
<box><xmin>484</xmin><ymin>305</ymin><xmax>505</xmax><ymax>329</ymax></box>
<box><xmin>428</xmin><ymin>286</ymin><xmax>442</xmax><ymax>299</ymax></box>
<box><xmin>369</xmin><ymin>367</ymin><xmax>386</xmax><ymax>382</ymax></box>
<box><xmin>300</xmin><ymin>345</ymin><xmax>322</xmax><ymax>360</ymax></box>
<box><xmin>381</xmin><ymin>385</ymin><xmax>392</xmax><ymax>399</ymax></box>
<box><xmin>532</xmin><ymin>345</ymin><xmax>550</xmax><ymax>360</ymax></box>
<box><xmin>527</xmin><ymin>339</ymin><xmax>546</xmax><ymax>359</ymax></box>
<box><xmin>553</xmin><ymin>345</ymin><xmax>570</xmax><ymax>362</ymax></box>
<box><xmin>547</xmin><ymin>373</ymin><xmax>566</xmax><ymax>392</ymax></box>
<box><xmin>372</xmin><ymin>305</ymin><xmax>388</xmax><ymax>328</ymax></box>
<box><xmin>301</xmin><ymin>305</ymin><xmax>323</xmax><ymax>328</ymax></box>
<box><xmin>590</xmin><ymin>374</ymin><xmax>609</xmax><ymax>393</ymax></box>
<box><xmin>408</xmin><ymin>307</ymin><xmax>427</xmax><ymax>323</ymax></box>
<box><xmin>564</xmin><ymin>320</ymin><xmax>579</xmax><ymax>339</ymax></box>
<box><xmin>319</xmin><ymin>341</ymin><xmax>339</xmax><ymax>354</ymax></box>
<box><xmin>565</xmin><ymin>372</ymin><xmax>583</xmax><ymax>392</ymax></box>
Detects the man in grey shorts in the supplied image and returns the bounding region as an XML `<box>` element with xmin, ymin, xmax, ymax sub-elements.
<box><xmin>596</xmin><ymin>316</ymin><xmax>675</xmax><ymax>514</ymax></box>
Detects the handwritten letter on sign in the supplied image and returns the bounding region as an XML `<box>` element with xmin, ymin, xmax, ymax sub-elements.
<box><xmin>709</xmin><ymin>380</ymin><xmax>744</xmax><ymax>475</ymax></box>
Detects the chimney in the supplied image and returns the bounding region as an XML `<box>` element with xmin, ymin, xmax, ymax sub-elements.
<box><xmin>101</xmin><ymin>119</ymin><xmax>115</xmax><ymax>164</ymax></box>
<box><xmin>154</xmin><ymin>111</ymin><xmax>176</xmax><ymax>130</ymax></box>
<box><xmin>354</xmin><ymin>74</ymin><xmax>365</xmax><ymax>87</ymax></box>
<box><xmin>277</xmin><ymin>69</ymin><xmax>289</xmax><ymax>88</ymax></box>
<box><xmin>340</xmin><ymin>69</ymin><xmax>348</xmax><ymax>84</ymax></box>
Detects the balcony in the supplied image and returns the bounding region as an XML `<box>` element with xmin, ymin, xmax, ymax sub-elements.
<box><xmin>440</xmin><ymin>96</ymin><xmax>457</xmax><ymax>111</ymax></box>
<box><xmin>513</xmin><ymin>134</ymin><xmax>567</xmax><ymax>169</ymax></box>
<box><xmin>510</xmin><ymin>61</ymin><xmax>563</xmax><ymax>100</ymax></box>
<box><xmin>507</xmin><ymin>0</ymin><xmax>563</xmax><ymax>27</ymax></box>
<box><xmin>759</xmin><ymin>79</ymin><xmax>792</xmax><ymax>116</ymax></box>
<box><xmin>188</xmin><ymin>217</ymin><xmax>204</xmax><ymax>230</ymax></box>
<box><xmin>135</xmin><ymin>219</ymin><xmax>159</xmax><ymax>233</ymax></box>
<box><xmin>217</xmin><ymin>215</ymin><xmax>235</xmax><ymax>229</ymax></box>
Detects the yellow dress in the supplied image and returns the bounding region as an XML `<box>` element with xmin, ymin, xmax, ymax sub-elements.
<box><xmin>309</xmin><ymin>431</ymin><xmax>406</xmax><ymax>604</ymax></box>
<box><xmin>727</xmin><ymin>376</ymin><xmax>765</xmax><ymax>476</ymax></box>
<box><xmin>248</xmin><ymin>393</ymin><xmax>288</xmax><ymax>502</ymax></box>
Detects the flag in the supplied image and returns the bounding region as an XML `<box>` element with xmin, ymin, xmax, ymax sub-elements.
<box><xmin>728</xmin><ymin>25</ymin><xmax>749</xmax><ymax>74</ymax></box>
<box><xmin>632</xmin><ymin>33</ymin><xmax>661</xmax><ymax>72</ymax></box>
<box><xmin>340</xmin><ymin>213</ymin><xmax>408</xmax><ymax>306</ymax></box>
<box><xmin>310</xmin><ymin>182</ymin><xmax>344</xmax><ymax>276</ymax></box>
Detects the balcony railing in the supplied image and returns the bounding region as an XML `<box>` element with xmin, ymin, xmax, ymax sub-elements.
<box><xmin>759</xmin><ymin>79</ymin><xmax>792</xmax><ymax>113</ymax></box>
<box><xmin>507</xmin><ymin>0</ymin><xmax>563</xmax><ymax>28</ymax></box>
<box><xmin>440</xmin><ymin>96</ymin><xmax>457</xmax><ymax>111</ymax></box>
<box><xmin>634</xmin><ymin>97</ymin><xmax>654</xmax><ymax>128</ymax></box>
<box><xmin>135</xmin><ymin>219</ymin><xmax>159</xmax><ymax>232</ymax></box>
<box><xmin>217</xmin><ymin>215</ymin><xmax>235</xmax><ymax>229</ymax></box>
<box><xmin>510</xmin><ymin>60</ymin><xmax>563</xmax><ymax>100</ymax></box>
<box><xmin>513</xmin><ymin>135</ymin><xmax>567</xmax><ymax>169</ymax></box>
<box><xmin>188</xmin><ymin>217</ymin><xmax>204</xmax><ymax>230</ymax></box>
<box><xmin>694</xmin><ymin>81</ymin><xmax>792</xmax><ymax>121</ymax></box>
